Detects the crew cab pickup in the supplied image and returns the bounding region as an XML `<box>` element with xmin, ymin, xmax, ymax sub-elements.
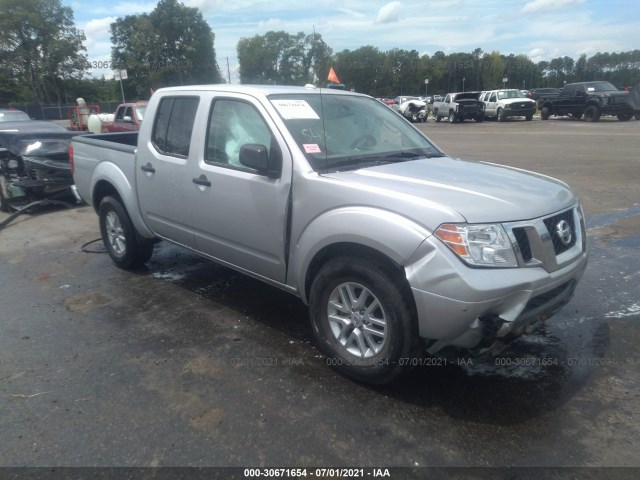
<box><xmin>71</xmin><ymin>85</ymin><xmax>588</xmax><ymax>384</ymax></box>
<box><xmin>539</xmin><ymin>81</ymin><xmax>639</xmax><ymax>122</ymax></box>
<box><xmin>432</xmin><ymin>92</ymin><xmax>484</xmax><ymax>123</ymax></box>
<box><xmin>479</xmin><ymin>89</ymin><xmax>536</xmax><ymax>121</ymax></box>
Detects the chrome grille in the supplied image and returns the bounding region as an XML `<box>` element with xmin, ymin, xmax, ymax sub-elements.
<box><xmin>543</xmin><ymin>209</ymin><xmax>576</xmax><ymax>255</ymax></box>
<box><xmin>505</xmin><ymin>206</ymin><xmax>585</xmax><ymax>273</ymax></box>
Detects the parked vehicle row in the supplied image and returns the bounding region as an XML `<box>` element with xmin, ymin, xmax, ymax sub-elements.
<box><xmin>385</xmin><ymin>81</ymin><xmax>639</xmax><ymax>124</ymax></box>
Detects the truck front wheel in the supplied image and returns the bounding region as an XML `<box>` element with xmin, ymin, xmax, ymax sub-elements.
<box><xmin>541</xmin><ymin>106</ymin><xmax>551</xmax><ymax>120</ymax></box>
<box><xmin>497</xmin><ymin>108</ymin><xmax>506</xmax><ymax>122</ymax></box>
<box><xmin>309</xmin><ymin>256</ymin><xmax>419</xmax><ymax>384</ymax></box>
<box><xmin>99</xmin><ymin>196</ymin><xmax>154</xmax><ymax>269</ymax></box>
<box><xmin>584</xmin><ymin>105</ymin><xmax>601</xmax><ymax>122</ymax></box>
<box><xmin>448</xmin><ymin>111</ymin><xmax>457</xmax><ymax>123</ymax></box>
<box><xmin>617</xmin><ymin>113</ymin><xmax>633</xmax><ymax>121</ymax></box>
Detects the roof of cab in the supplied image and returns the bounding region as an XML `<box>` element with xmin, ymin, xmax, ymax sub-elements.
<box><xmin>153</xmin><ymin>84</ymin><xmax>363</xmax><ymax>98</ymax></box>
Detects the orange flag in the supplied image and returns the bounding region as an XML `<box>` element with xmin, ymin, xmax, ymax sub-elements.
<box><xmin>327</xmin><ymin>67</ymin><xmax>340</xmax><ymax>84</ymax></box>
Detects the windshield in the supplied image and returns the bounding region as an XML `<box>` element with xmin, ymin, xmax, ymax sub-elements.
<box><xmin>583</xmin><ymin>81</ymin><xmax>619</xmax><ymax>92</ymax></box>
<box><xmin>497</xmin><ymin>90</ymin><xmax>527</xmax><ymax>100</ymax></box>
<box><xmin>269</xmin><ymin>92</ymin><xmax>442</xmax><ymax>172</ymax></box>
<box><xmin>135</xmin><ymin>105</ymin><xmax>146</xmax><ymax>121</ymax></box>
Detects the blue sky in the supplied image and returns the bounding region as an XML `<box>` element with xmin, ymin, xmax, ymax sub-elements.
<box><xmin>66</xmin><ymin>0</ymin><xmax>640</xmax><ymax>83</ymax></box>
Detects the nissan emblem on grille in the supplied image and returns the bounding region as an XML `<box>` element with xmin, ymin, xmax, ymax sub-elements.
<box><xmin>556</xmin><ymin>220</ymin><xmax>573</xmax><ymax>246</ymax></box>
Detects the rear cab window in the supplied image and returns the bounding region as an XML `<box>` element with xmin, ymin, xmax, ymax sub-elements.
<box><xmin>152</xmin><ymin>96</ymin><xmax>200</xmax><ymax>158</ymax></box>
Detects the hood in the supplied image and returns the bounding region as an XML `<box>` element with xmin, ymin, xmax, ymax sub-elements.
<box><xmin>324</xmin><ymin>156</ymin><xmax>576</xmax><ymax>224</ymax></box>
<box><xmin>500</xmin><ymin>97</ymin><xmax>535</xmax><ymax>105</ymax></box>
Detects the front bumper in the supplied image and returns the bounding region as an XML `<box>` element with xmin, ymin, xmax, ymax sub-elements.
<box><xmin>405</xmin><ymin>206</ymin><xmax>588</xmax><ymax>351</ymax></box>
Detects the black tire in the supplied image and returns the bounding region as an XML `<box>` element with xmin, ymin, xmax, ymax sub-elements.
<box><xmin>497</xmin><ymin>108</ymin><xmax>506</xmax><ymax>122</ymax></box>
<box><xmin>541</xmin><ymin>106</ymin><xmax>551</xmax><ymax>120</ymax></box>
<box><xmin>475</xmin><ymin>114</ymin><xmax>484</xmax><ymax>123</ymax></box>
<box><xmin>635</xmin><ymin>113</ymin><xmax>640</xmax><ymax>120</ymax></box>
<box><xmin>584</xmin><ymin>105</ymin><xmax>600</xmax><ymax>122</ymax></box>
<box><xmin>525</xmin><ymin>114</ymin><xmax>533</xmax><ymax>121</ymax></box>
<box><xmin>617</xmin><ymin>113</ymin><xmax>633</xmax><ymax>121</ymax></box>
<box><xmin>448</xmin><ymin>111</ymin><xmax>456</xmax><ymax>123</ymax></box>
<box><xmin>309</xmin><ymin>256</ymin><xmax>419</xmax><ymax>384</ymax></box>
<box><xmin>98</xmin><ymin>196</ymin><xmax>154</xmax><ymax>269</ymax></box>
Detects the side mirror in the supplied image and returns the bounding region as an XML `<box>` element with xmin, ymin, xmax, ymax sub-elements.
<box><xmin>123</xmin><ymin>115</ymin><xmax>133</xmax><ymax>123</ymax></box>
<box><xmin>239</xmin><ymin>144</ymin><xmax>281</xmax><ymax>178</ymax></box>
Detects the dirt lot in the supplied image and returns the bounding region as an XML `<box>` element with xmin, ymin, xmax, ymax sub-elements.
<box><xmin>0</xmin><ymin>117</ymin><xmax>639</xmax><ymax>475</ymax></box>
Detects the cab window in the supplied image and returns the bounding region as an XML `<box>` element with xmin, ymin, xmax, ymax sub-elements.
<box><xmin>151</xmin><ymin>96</ymin><xmax>200</xmax><ymax>158</ymax></box>
<box><xmin>205</xmin><ymin>99</ymin><xmax>280</xmax><ymax>175</ymax></box>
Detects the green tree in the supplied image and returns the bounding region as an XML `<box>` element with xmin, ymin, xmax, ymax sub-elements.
<box><xmin>237</xmin><ymin>31</ymin><xmax>332</xmax><ymax>85</ymax></box>
<box><xmin>0</xmin><ymin>0</ymin><xmax>88</xmax><ymax>103</ymax></box>
<box><xmin>111</xmin><ymin>0</ymin><xmax>222</xmax><ymax>99</ymax></box>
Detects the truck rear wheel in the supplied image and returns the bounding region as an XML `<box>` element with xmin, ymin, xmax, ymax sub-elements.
<box><xmin>584</xmin><ymin>105</ymin><xmax>601</xmax><ymax>122</ymax></box>
<box><xmin>99</xmin><ymin>196</ymin><xmax>154</xmax><ymax>269</ymax></box>
<box><xmin>309</xmin><ymin>256</ymin><xmax>419</xmax><ymax>384</ymax></box>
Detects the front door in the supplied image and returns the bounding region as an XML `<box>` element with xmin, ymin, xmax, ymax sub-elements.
<box><xmin>187</xmin><ymin>94</ymin><xmax>292</xmax><ymax>283</ymax></box>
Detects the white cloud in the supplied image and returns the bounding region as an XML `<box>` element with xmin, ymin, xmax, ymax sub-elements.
<box><xmin>528</xmin><ymin>48</ymin><xmax>545</xmax><ymax>62</ymax></box>
<box><xmin>375</xmin><ymin>2</ymin><xmax>404</xmax><ymax>24</ymax></box>
<box><xmin>522</xmin><ymin>0</ymin><xmax>585</xmax><ymax>14</ymax></box>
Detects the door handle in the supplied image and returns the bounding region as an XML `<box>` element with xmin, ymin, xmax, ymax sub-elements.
<box><xmin>192</xmin><ymin>174</ymin><xmax>211</xmax><ymax>187</ymax></box>
<box><xmin>140</xmin><ymin>163</ymin><xmax>155</xmax><ymax>173</ymax></box>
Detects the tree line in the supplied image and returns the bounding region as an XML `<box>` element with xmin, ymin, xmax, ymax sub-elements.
<box><xmin>1</xmin><ymin>0</ymin><xmax>639</xmax><ymax>105</ymax></box>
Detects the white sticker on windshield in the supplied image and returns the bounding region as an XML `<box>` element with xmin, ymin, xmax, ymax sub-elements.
<box><xmin>272</xmin><ymin>100</ymin><xmax>320</xmax><ymax>120</ymax></box>
<box><xmin>303</xmin><ymin>144</ymin><xmax>321</xmax><ymax>154</ymax></box>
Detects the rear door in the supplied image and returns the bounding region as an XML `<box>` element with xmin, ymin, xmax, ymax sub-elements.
<box><xmin>135</xmin><ymin>95</ymin><xmax>200</xmax><ymax>248</ymax></box>
<box><xmin>186</xmin><ymin>93</ymin><xmax>292</xmax><ymax>283</ymax></box>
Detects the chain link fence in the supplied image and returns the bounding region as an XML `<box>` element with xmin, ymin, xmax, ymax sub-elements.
<box><xmin>0</xmin><ymin>102</ymin><xmax>123</xmax><ymax>121</ymax></box>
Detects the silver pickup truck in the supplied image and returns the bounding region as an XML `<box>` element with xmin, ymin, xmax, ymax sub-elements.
<box><xmin>71</xmin><ymin>85</ymin><xmax>588</xmax><ymax>383</ymax></box>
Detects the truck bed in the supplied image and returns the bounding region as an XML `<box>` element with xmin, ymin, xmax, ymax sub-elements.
<box><xmin>71</xmin><ymin>132</ymin><xmax>139</xmax><ymax>206</ymax></box>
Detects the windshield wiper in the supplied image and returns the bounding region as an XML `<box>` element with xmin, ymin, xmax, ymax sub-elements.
<box><xmin>326</xmin><ymin>151</ymin><xmax>443</xmax><ymax>170</ymax></box>
<box><xmin>383</xmin><ymin>151</ymin><xmax>444</xmax><ymax>159</ymax></box>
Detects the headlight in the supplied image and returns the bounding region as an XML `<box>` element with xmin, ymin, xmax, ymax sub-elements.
<box><xmin>435</xmin><ymin>223</ymin><xmax>518</xmax><ymax>267</ymax></box>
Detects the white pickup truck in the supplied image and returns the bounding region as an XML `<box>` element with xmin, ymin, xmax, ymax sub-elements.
<box><xmin>71</xmin><ymin>85</ymin><xmax>588</xmax><ymax>383</ymax></box>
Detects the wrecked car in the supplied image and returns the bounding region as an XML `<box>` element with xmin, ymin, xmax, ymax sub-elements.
<box><xmin>0</xmin><ymin>120</ymin><xmax>86</xmax><ymax>212</ymax></box>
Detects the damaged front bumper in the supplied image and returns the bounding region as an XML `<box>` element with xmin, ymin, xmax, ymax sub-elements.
<box><xmin>405</xmin><ymin>206</ymin><xmax>588</xmax><ymax>355</ymax></box>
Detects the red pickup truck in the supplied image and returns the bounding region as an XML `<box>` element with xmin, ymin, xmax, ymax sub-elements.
<box><xmin>89</xmin><ymin>102</ymin><xmax>147</xmax><ymax>133</ymax></box>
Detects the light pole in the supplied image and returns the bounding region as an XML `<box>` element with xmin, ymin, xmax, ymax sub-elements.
<box><xmin>503</xmin><ymin>76</ymin><xmax>508</xmax><ymax>89</ymax></box>
<box><xmin>424</xmin><ymin>78</ymin><xmax>429</xmax><ymax>98</ymax></box>
<box><xmin>462</xmin><ymin>77</ymin><xmax>465</xmax><ymax>92</ymax></box>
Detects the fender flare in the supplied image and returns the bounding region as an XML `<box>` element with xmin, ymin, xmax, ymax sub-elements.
<box><xmin>291</xmin><ymin>206</ymin><xmax>432</xmax><ymax>303</ymax></box>
<box><xmin>90</xmin><ymin>161</ymin><xmax>155</xmax><ymax>239</ymax></box>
